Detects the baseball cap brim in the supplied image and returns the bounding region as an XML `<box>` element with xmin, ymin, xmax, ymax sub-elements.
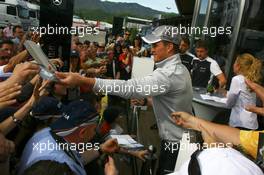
<box><xmin>50</xmin><ymin>113</ymin><xmax>98</xmax><ymax>131</ymax></box>
<box><xmin>142</xmin><ymin>33</ymin><xmax>161</xmax><ymax>44</ymax></box>
<box><xmin>50</xmin><ymin>100</ymin><xmax>98</xmax><ymax>131</ymax></box>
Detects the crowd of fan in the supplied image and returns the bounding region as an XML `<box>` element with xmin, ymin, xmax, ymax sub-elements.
<box><xmin>0</xmin><ymin>23</ymin><xmax>263</xmax><ymax>175</ymax></box>
<box><xmin>0</xmin><ymin>24</ymin><xmax>153</xmax><ymax>175</ymax></box>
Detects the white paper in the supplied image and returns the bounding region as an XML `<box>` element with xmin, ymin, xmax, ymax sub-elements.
<box><xmin>200</xmin><ymin>94</ymin><xmax>227</xmax><ymax>104</ymax></box>
<box><xmin>110</xmin><ymin>135</ymin><xmax>144</xmax><ymax>149</ymax></box>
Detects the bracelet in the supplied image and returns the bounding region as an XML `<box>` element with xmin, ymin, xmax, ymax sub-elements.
<box><xmin>11</xmin><ymin>114</ymin><xmax>22</xmax><ymax>126</ymax></box>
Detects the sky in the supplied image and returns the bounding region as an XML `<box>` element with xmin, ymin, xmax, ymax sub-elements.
<box><xmin>101</xmin><ymin>0</ymin><xmax>178</xmax><ymax>13</ymax></box>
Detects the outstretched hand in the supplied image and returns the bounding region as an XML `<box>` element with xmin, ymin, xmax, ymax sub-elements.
<box><xmin>0</xmin><ymin>84</ymin><xmax>21</xmax><ymax>109</ymax></box>
<box><xmin>100</xmin><ymin>138</ymin><xmax>120</xmax><ymax>154</ymax></box>
<box><xmin>7</xmin><ymin>62</ymin><xmax>39</xmax><ymax>85</ymax></box>
<box><xmin>55</xmin><ymin>72</ymin><xmax>83</xmax><ymax>87</ymax></box>
<box><xmin>171</xmin><ymin>112</ymin><xmax>198</xmax><ymax>130</ymax></box>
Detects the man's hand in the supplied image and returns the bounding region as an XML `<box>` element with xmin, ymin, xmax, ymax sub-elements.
<box><xmin>0</xmin><ymin>132</ymin><xmax>15</xmax><ymax>162</ymax></box>
<box><xmin>0</xmin><ymin>83</ymin><xmax>21</xmax><ymax>109</ymax></box>
<box><xmin>171</xmin><ymin>112</ymin><xmax>198</xmax><ymax>130</ymax></box>
<box><xmin>131</xmin><ymin>99</ymin><xmax>145</xmax><ymax>106</ymax></box>
<box><xmin>56</xmin><ymin>72</ymin><xmax>95</xmax><ymax>91</ymax></box>
<box><xmin>31</xmin><ymin>32</ymin><xmax>40</xmax><ymax>43</ymax></box>
<box><xmin>28</xmin><ymin>78</ymin><xmax>42</xmax><ymax>107</ymax></box>
<box><xmin>245</xmin><ymin>79</ymin><xmax>264</xmax><ymax>116</ymax></box>
<box><xmin>100</xmin><ymin>139</ymin><xmax>119</xmax><ymax>154</ymax></box>
<box><xmin>49</xmin><ymin>58</ymin><xmax>64</xmax><ymax>69</ymax></box>
<box><xmin>95</xmin><ymin>66</ymin><xmax>107</xmax><ymax>75</ymax></box>
<box><xmin>55</xmin><ymin>72</ymin><xmax>84</xmax><ymax>87</ymax></box>
<box><xmin>7</xmin><ymin>62</ymin><xmax>39</xmax><ymax>85</ymax></box>
<box><xmin>104</xmin><ymin>156</ymin><xmax>118</xmax><ymax>175</ymax></box>
<box><xmin>133</xmin><ymin>150</ymin><xmax>149</xmax><ymax>161</ymax></box>
<box><xmin>96</xmin><ymin>66</ymin><xmax>107</xmax><ymax>74</ymax></box>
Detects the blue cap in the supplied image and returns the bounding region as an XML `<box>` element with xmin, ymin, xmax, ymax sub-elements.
<box><xmin>50</xmin><ymin>100</ymin><xmax>98</xmax><ymax>131</ymax></box>
<box><xmin>31</xmin><ymin>96</ymin><xmax>63</xmax><ymax>117</ymax></box>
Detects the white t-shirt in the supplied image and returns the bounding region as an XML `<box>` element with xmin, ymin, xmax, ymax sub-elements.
<box><xmin>192</xmin><ymin>56</ymin><xmax>223</xmax><ymax>76</ymax></box>
<box><xmin>185</xmin><ymin>51</ymin><xmax>195</xmax><ymax>58</ymax></box>
<box><xmin>226</xmin><ymin>75</ymin><xmax>258</xmax><ymax>129</ymax></box>
<box><xmin>169</xmin><ymin>148</ymin><xmax>263</xmax><ymax>175</ymax></box>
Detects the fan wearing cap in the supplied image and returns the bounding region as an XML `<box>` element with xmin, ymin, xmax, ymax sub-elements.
<box><xmin>56</xmin><ymin>25</ymin><xmax>193</xmax><ymax>175</ymax></box>
<box><xmin>18</xmin><ymin>100</ymin><xmax>119</xmax><ymax>175</ymax></box>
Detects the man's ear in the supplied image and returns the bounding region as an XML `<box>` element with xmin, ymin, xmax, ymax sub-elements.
<box><xmin>167</xmin><ymin>43</ymin><xmax>174</xmax><ymax>53</ymax></box>
<box><xmin>78</xmin><ymin>124</ymin><xmax>97</xmax><ymax>140</ymax></box>
<box><xmin>78</xmin><ymin>127</ymin><xmax>87</xmax><ymax>139</ymax></box>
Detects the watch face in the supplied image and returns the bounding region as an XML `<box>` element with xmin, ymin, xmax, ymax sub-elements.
<box><xmin>12</xmin><ymin>115</ymin><xmax>21</xmax><ymax>125</ymax></box>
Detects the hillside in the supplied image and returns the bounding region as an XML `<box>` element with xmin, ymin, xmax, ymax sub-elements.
<box><xmin>74</xmin><ymin>0</ymin><xmax>177</xmax><ymax>23</ymax></box>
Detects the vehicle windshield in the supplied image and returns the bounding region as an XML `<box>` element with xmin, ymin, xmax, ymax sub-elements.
<box><xmin>29</xmin><ymin>10</ymin><xmax>36</xmax><ymax>18</ymax></box>
<box><xmin>18</xmin><ymin>5</ymin><xmax>29</xmax><ymax>19</ymax></box>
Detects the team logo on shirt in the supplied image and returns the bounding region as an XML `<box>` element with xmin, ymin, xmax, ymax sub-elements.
<box><xmin>53</xmin><ymin>0</ymin><xmax>62</xmax><ymax>6</ymax></box>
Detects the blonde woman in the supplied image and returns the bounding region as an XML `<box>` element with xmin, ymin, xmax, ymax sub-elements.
<box><xmin>226</xmin><ymin>53</ymin><xmax>263</xmax><ymax>130</ymax></box>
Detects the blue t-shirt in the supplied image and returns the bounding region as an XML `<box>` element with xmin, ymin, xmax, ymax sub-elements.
<box><xmin>18</xmin><ymin>127</ymin><xmax>86</xmax><ymax>175</ymax></box>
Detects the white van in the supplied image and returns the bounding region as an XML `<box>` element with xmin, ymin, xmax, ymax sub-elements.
<box><xmin>25</xmin><ymin>1</ymin><xmax>39</xmax><ymax>28</ymax></box>
<box><xmin>0</xmin><ymin>0</ymin><xmax>31</xmax><ymax>30</ymax></box>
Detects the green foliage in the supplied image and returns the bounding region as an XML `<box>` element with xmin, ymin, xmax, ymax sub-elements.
<box><xmin>75</xmin><ymin>9</ymin><xmax>112</xmax><ymax>23</ymax></box>
<box><xmin>162</xmin><ymin>13</ymin><xmax>179</xmax><ymax>19</ymax></box>
<box><xmin>127</xmin><ymin>28</ymin><xmax>139</xmax><ymax>41</ymax></box>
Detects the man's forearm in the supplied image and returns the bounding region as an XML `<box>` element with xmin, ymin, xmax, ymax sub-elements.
<box><xmin>193</xmin><ymin>117</ymin><xmax>240</xmax><ymax>145</ymax></box>
<box><xmin>9</xmin><ymin>50</ymin><xmax>28</xmax><ymax>65</ymax></box>
<box><xmin>0</xmin><ymin>99</ymin><xmax>33</xmax><ymax>135</ymax></box>
<box><xmin>217</xmin><ymin>74</ymin><xmax>227</xmax><ymax>88</ymax></box>
<box><xmin>79</xmin><ymin>76</ymin><xmax>96</xmax><ymax>92</ymax></box>
<box><xmin>4</xmin><ymin>50</ymin><xmax>28</xmax><ymax>73</ymax></box>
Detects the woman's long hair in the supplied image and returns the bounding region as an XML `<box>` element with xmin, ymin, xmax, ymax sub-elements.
<box><xmin>236</xmin><ymin>53</ymin><xmax>263</xmax><ymax>83</ymax></box>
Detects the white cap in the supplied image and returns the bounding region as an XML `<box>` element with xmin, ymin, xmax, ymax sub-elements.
<box><xmin>142</xmin><ymin>25</ymin><xmax>180</xmax><ymax>45</ymax></box>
